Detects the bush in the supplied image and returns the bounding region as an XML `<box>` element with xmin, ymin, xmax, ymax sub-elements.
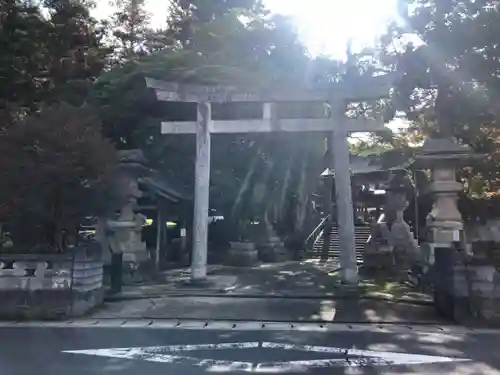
<box><xmin>0</xmin><ymin>103</ymin><xmax>119</xmax><ymax>252</ymax></box>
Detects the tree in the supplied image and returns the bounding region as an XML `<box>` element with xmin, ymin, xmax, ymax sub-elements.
<box><xmin>0</xmin><ymin>104</ymin><xmax>118</xmax><ymax>252</ymax></box>
<box><xmin>109</xmin><ymin>0</ymin><xmax>151</xmax><ymax>62</ymax></box>
<box><xmin>166</xmin><ymin>0</ymin><xmax>264</xmax><ymax>49</ymax></box>
<box><xmin>0</xmin><ymin>1</ymin><xmax>50</xmax><ymax>112</ymax></box>
<box><xmin>0</xmin><ymin>0</ymin><xmax>110</xmax><ymax>115</ymax></box>
<box><xmin>379</xmin><ymin>0</ymin><xmax>500</xmax><ymax>195</ymax></box>
<box><xmin>43</xmin><ymin>0</ymin><xmax>110</xmax><ymax>105</ymax></box>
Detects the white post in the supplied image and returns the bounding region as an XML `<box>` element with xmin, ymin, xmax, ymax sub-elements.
<box><xmin>154</xmin><ymin>209</ymin><xmax>161</xmax><ymax>270</ymax></box>
<box><xmin>191</xmin><ymin>102</ymin><xmax>211</xmax><ymax>282</ymax></box>
<box><xmin>331</xmin><ymin>130</ymin><xmax>358</xmax><ymax>284</ymax></box>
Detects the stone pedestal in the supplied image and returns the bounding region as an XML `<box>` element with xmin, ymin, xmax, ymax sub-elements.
<box><xmin>258</xmin><ymin>236</ymin><xmax>288</xmax><ymax>263</ymax></box>
<box><xmin>227</xmin><ymin>242</ymin><xmax>258</xmax><ymax>266</ymax></box>
<box><xmin>253</xmin><ymin>214</ymin><xmax>288</xmax><ymax>263</ymax></box>
<box><xmin>106</xmin><ymin>220</ymin><xmax>148</xmax><ymax>284</ymax></box>
<box><xmin>363</xmin><ymin>242</ymin><xmax>394</xmax><ymax>272</ymax></box>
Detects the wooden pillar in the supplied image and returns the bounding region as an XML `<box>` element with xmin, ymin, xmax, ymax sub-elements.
<box><xmin>161</xmin><ymin>215</ymin><xmax>168</xmax><ymax>264</ymax></box>
<box><xmin>331</xmin><ymin>130</ymin><xmax>358</xmax><ymax>284</ymax></box>
<box><xmin>191</xmin><ymin>102</ymin><xmax>211</xmax><ymax>282</ymax></box>
<box><xmin>154</xmin><ymin>208</ymin><xmax>161</xmax><ymax>270</ymax></box>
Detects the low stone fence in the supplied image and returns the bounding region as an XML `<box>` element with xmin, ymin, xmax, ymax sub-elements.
<box><xmin>440</xmin><ymin>262</ymin><xmax>500</xmax><ymax>325</ymax></box>
<box><xmin>0</xmin><ymin>245</ymin><xmax>104</xmax><ymax>319</ymax></box>
<box><xmin>433</xmin><ymin>245</ymin><xmax>500</xmax><ymax>325</ymax></box>
<box><xmin>469</xmin><ymin>241</ymin><xmax>500</xmax><ymax>267</ymax></box>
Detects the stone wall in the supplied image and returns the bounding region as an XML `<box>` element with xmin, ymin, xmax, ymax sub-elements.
<box><xmin>449</xmin><ymin>262</ymin><xmax>500</xmax><ymax>324</ymax></box>
<box><xmin>0</xmin><ymin>245</ymin><xmax>103</xmax><ymax>319</ymax></box>
<box><xmin>433</xmin><ymin>245</ymin><xmax>500</xmax><ymax>325</ymax></box>
<box><xmin>466</xmin><ymin>219</ymin><xmax>500</xmax><ymax>243</ymax></box>
<box><xmin>420</xmin><ymin>219</ymin><xmax>500</xmax><ymax>270</ymax></box>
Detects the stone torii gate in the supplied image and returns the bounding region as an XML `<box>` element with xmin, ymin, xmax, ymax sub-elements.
<box><xmin>146</xmin><ymin>75</ymin><xmax>396</xmax><ymax>284</ymax></box>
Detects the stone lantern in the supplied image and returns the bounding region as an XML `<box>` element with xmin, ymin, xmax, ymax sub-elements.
<box><xmin>384</xmin><ymin>170</ymin><xmax>419</xmax><ymax>270</ymax></box>
<box><xmin>415</xmin><ymin>137</ymin><xmax>488</xmax><ymax>321</ymax></box>
<box><xmin>106</xmin><ymin>150</ymin><xmax>149</xmax><ymax>278</ymax></box>
<box><xmin>414</xmin><ymin>138</ymin><xmax>476</xmax><ymax>263</ymax></box>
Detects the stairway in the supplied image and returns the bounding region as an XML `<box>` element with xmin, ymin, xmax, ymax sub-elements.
<box><xmin>308</xmin><ymin>225</ymin><xmax>371</xmax><ymax>262</ymax></box>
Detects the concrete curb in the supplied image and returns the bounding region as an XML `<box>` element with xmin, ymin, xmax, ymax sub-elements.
<box><xmin>4</xmin><ymin>319</ymin><xmax>496</xmax><ymax>333</ymax></box>
<box><xmin>104</xmin><ymin>291</ymin><xmax>434</xmax><ymax>306</ymax></box>
<box><xmin>96</xmin><ymin>315</ymin><xmax>444</xmax><ymax>325</ymax></box>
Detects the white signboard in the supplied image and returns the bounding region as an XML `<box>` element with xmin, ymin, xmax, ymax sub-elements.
<box><xmin>64</xmin><ymin>341</ymin><xmax>469</xmax><ymax>372</ymax></box>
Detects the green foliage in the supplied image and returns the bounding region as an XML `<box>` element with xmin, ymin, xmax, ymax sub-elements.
<box><xmin>109</xmin><ymin>0</ymin><xmax>151</xmax><ymax>62</ymax></box>
<box><xmin>166</xmin><ymin>0</ymin><xmax>266</xmax><ymax>50</ymax></box>
<box><xmin>0</xmin><ymin>104</ymin><xmax>119</xmax><ymax>252</ymax></box>
<box><xmin>0</xmin><ymin>1</ymin><xmax>116</xmax><ymax>252</ymax></box>
<box><xmin>0</xmin><ymin>1</ymin><xmax>49</xmax><ymax>111</ymax></box>
<box><xmin>0</xmin><ymin>0</ymin><xmax>110</xmax><ymax>113</ymax></box>
<box><xmin>44</xmin><ymin>0</ymin><xmax>110</xmax><ymax>105</ymax></box>
<box><xmin>378</xmin><ymin>0</ymin><xmax>500</xmax><ymax>195</ymax></box>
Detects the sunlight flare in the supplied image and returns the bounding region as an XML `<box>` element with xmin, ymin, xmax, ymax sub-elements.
<box><xmin>93</xmin><ymin>0</ymin><xmax>399</xmax><ymax>58</ymax></box>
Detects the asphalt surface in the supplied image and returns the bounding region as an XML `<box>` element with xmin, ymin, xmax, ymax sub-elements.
<box><xmin>1</xmin><ymin>321</ymin><xmax>499</xmax><ymax>374</ymax></box>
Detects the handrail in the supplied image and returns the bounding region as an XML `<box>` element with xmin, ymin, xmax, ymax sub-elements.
<box><xmin>305</xmin><ymin>215</ymin><xmax>329</xmax><ymax>248</ymax></box>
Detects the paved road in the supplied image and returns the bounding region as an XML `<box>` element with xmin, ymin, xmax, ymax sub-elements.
<box><xmin>0</xmin><ymin>320</ymin><xmax>499</xmax><ymax>374</ymax></box>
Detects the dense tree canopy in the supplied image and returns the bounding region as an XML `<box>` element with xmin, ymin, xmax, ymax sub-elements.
<box><xmin>0</xmin><ymin>0</ymin><xmax>115</xmax><ymax>250</ymax></box>
<box><xmin>0</xmin><ymin>103</ymin><xmax>118</xmax><ymax>251</ymax></box>
<box><xmin>109</xmin><ymin>0</ymin><xmax>151</xmax><ymax>62</ymax></box>
<box><xmin>350</xmin><ymin>0</ymin><xmax>500</xmax><ymax>198</ymax></box>
<box><xmin>4</xmin><ymin>0</ymin><xmax>500</xmax><ymax>248</ymax></box>
<box><xmin>0</xmin><ymin>0</ymin><xmax>109</xmax><ymax>113</ymax></box>
<box><xmin>327</xmin><ymin>1</ymin><xmax>500</xmax><ymax>226</ymax></box>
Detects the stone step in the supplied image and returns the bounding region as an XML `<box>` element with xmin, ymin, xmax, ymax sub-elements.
<box><xmin>325</xmin><ymin>239</ymin><xmax>369</xmax><ymax>242</ymax></box>
<box><xmin>308</xmin><ymin>254</ymin><xmax>364</xmax><ymax>260</ymax></box>
<box><xmin>308</xmin><ymin>225</ymin><xmax>369</xmax><ymax>260</ymax></box>
<box><xmin>313</xmin><ymin>243</ymin><xmax>366</xmax><ymax>247</ymax></box>
<box><xmin>311</xmin><ymin>250</ymin><xmax>365</xmax><ymax>255</ymax></box>
<box><xmin>311</xmin><ymin>246</ymin><xmax>364</xmax><ymax>248</ymax></box>
<box><xmin>333</xmin><ymin>231</ymin><xmax>370</xmax><ymax>234</ymax></box>
<box><xmin>312</xmin><ymin>240</ymin><xmax>366</xmax><ymax>245</ymax></box>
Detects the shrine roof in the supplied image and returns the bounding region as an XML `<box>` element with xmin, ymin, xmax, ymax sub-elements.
<box><xmin>139</xmin><ymin>172</ymin><xmax>192</xmax><ymax>203</ymax></box>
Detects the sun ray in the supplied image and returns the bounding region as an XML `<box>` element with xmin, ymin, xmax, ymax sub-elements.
<box><xmin>93</xmin><ymin>0</ymin><xmax>399</xmax><ymax>58</ymax></box>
